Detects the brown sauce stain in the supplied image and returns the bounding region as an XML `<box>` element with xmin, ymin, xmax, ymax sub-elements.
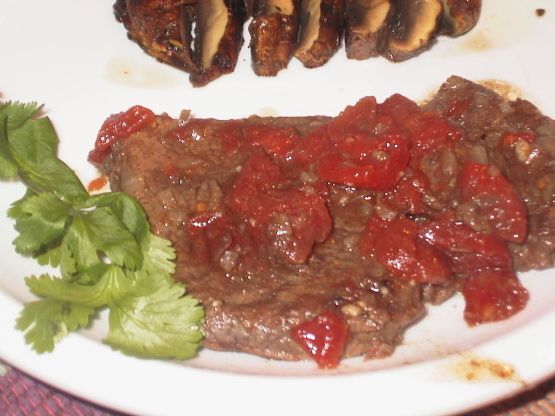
<box><xmin>457</xmin><ymin>3</ymin><xmax>549</xmax><ymax>54</ymax></box>
<box><xmin>104</xmin><ymin>58</ymin><xmax>180</xmax><ymax>89</ymax></box>
<box><xmin>452</xmin><ymin>352</ymin><xmax>525</xmax><ymax>385</ymax></box>
<box><xmin>458</xmin><ymin>29</ymin><xmax>493</xmax><ymax>53</ymax></box>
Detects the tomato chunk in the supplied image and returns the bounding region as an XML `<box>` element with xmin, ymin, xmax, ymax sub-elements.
<box><xmin>420</xmin><ymin>212</ymin><xmax>512</xmax><ymax>275</ymax></box>
<box><xmin>291</xmin><ymin>311</ymin><xmax>349</xmax><ymax>369</ymax></box>
<box><xmin>261</xmin><ymin>189</ymin><xmax>332</xmax><ymax>263</ymax></box>
<box><xmin>458</xmin><ymin>162</ymin><xmax>528</xmax><ymax>243</ymax></box>
<box><xmin>384</xmin><ymin>172</ymin><xmax>429</xmax><ymax>214</ymax></box>
<box><xmin>225</xmin><ymin>152</ymin><xmax>281</xmax><ymax>216</ymax></box>
<box><xmin>225</xmin><ymin>153</ymin><xmax>332</xmax><ymax>264</ymax></box>
<box><xmin>287</xmin><ymin>126</ymin><xmax>332</xmax><ymax>165</ymax></box>
<box><xmin>316</xmin><ymin>134</ymin><xmax>410</xmax><ymax>191</ymax></box>
<box><xmin>377</xmin><ymin>94</ymin><xmax>420</xmax><ymax>134</ymax></box>
<box><xmin>86</xmin><ymin>175</ymin><xmax>108</xmax><ymax>193</ymax></box>
<box><xmin>88</xmin><ymin>105</ymin><xmax>156</xmax><ymax>165</ymax></box>
<box><xmin>244</xmin><ymin>124</ymin><xmax>298</xmax><ymax>159</ymax></box>
<box><xmin>498</xmin><ymin>131</ymin><xmax>536</xmax><ymax>147</ymax></box>
<box><xmin>327</xmin><ymin>96</ymin><xmax>377</xmax><ymax>139</ymax></box>
<box><xmin>404</xmin><ymin>111</ymin><xmax>462</xmax><ymax>154</ymax></box>
<box><xmin>462</xmin><ymin>271</ymin><xmax>529</xmax><ymax>325</ymax></box>
<box><xmin>361</xmin><ymin>216</ymin><xmax>450</xmax><ymax>283</ymax></box>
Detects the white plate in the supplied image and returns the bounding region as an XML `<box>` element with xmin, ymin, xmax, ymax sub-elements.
<box><xmin>1</xmin><ymin>1</ymin><xmax>555</xmax><ymax>415</ymax></box>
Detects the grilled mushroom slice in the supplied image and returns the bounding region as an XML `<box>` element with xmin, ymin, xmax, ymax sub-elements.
<box><xmin>182</xmin><ymin>0</ymin><xmax>247</xmax><ymax>86</ymax></box>
<box><xmin>244</xmin><ymin>0</ymin><xmax>255</xmax><ymax>15</ymax></box>
<box><xmin>345</xmin><ymin>0</ymin><xmax>392</xmax><ymax>60</ymax></box>
<box><xmin>249</xmin><ymin>0</ymin><xmax>300</xmax><ymax>76</ymax></box>
<box><xmin>385</xmin><ymin>0</ymin><xmax>443</xmax><ymax>62</ymax></box>
<box><xmin>114</xmin><ymin>0</ymin><xmax>130</xmax><ymax>26</ymax></box>
<box><xmin>439</xmin><ymin>0</ymin><xmax>481</xmax><ymax>37</ymax></box>
<box><xmin>118</xmin><ymin>0</ymin><xmax>190</xmax><ymax>70</ymax></box>
<box><xmin>295</xmin><ymin>0</ymin><xmax>345</xmax><ymax>68</ymax></box>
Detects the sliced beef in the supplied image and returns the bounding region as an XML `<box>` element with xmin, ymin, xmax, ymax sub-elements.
<box><xmin>100</xmin><ymin>114</ymin><xmax>426</xmax><ymax>360</ymax></box>
<box><xmin>96</xmin><ymin>76</ymin><xmax>555</xmax><ymax>363</ymax></box>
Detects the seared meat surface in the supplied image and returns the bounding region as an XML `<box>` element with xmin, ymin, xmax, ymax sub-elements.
<box><xmin>96</xmin><ymin>77</ymin><xmax>555</xmax><ymax>363</ymax></box>
<box><xmin>100</xmin><ymin>114</ymin><xmax>426</xmax><ymax>360</ymax></box>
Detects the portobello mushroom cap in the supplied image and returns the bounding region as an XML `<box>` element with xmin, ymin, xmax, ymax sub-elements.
<box><xmin>345</xmin><ymin>0</ymin><xmax>392</xmax><ymax>60</ymax></box>
<box><xmin>295</xmin><ymin>0</ymin><xmax>346</xmax><ymax>68</ymax></box>
<box><xmin>385</xmin><ymin>0</ymin><xmax>443</xmax><ymax>62</ymax></box>
<box><xmin>249</xmin><ymin>0</ymin><xmax>301</xmax><ymax>76</ymax></box>
<box><xmin>439</xmin><ymin>0</ymin><xmax>481</xmax><ymax>37</ymax></box>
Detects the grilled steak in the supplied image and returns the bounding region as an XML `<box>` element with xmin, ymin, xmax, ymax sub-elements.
<box><xmin>93</xmin><ymin>77</ymin><xmax>555</xmax><ymax>365</ymax></box>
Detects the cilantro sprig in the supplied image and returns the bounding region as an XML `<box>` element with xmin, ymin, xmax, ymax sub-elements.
<box><xmin>0</xmin><ymin>101</ymin><xmax>204</xmax><ymax>359</ymax></box>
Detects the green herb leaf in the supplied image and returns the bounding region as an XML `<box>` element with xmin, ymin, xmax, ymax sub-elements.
<box><xmin>11</xmin><ymin>192</ymin><xmax>71</xmax><ymax>256</ymax></box>
<box><xmin>2</xmin><ymin>99</ymin><xmax>204</xmax><ymax>360</ymax></box>
<box><xmin>0</xmin><ymin>115</ymin><xmax>18</xmax><ymax>178</ymax></box>
<box><xmin>105</xmin><ymin>270</ymin><xmax>204</xmax><ymax>359</ymax></box>
<box><xmin>0</xmin><ymin>101</ymin><xmax>41</xmax><ymax>130</ymax></box>
<box><xmin>36</xmin><ymin>246</ymin><xmax>62</xmax><ymax>268</ymax></box>
<box><xmin>7</xmin><ymin>116</ymin><xmax>87</xmax><ymax>202</ymax></box>
<box><xmin>86</xmin><ymin>192</ymin><xmax>150</xmax><ymax>247</ymax></box>
<box><xmin>25</xmin><ymin>272</ymin><xmax>112</xmax><ymax>308</ymax></box>
<box><xmin>16</xmin><ymin>298</ymin><xmax>96</xmax><ymax>353</ymax></box>
<box><xmin>81</xmin><ymin>206</ymin><xmax>143</xmax><ymax>270</ymax></box>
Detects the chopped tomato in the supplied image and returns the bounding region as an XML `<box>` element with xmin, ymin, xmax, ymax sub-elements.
<box><xmin>86</xmin><ymin>175</ymin><xmax>108</xmax><ymax>193</ymax></box>
<box><xmin>291</xmin><ymin>311</ymin><xmax>349</xmax><ymax>369</ymax></box>
<box><xmin>225</xmin><ymin>152</ymin><xmax>281</xmax><ymax>216</ymax></box>
<box><xmin>243</xmin><ymin>124</ymin><xmax>298</xmax><ymax>159</ymax></box>
<box><xmin>498</xmin><ymin>131</ymin><xmax>536</xmax><ymax>147</ymax></box>
<box><xmin>316</xmin><ymin>133</ymin><xmax>410</xmax><ymax>191</ymax></box>
<box><xmin>327</xmin><ymin>96</ymin><xmax>377</xmax><ymax>139</ymax></box>
<box><xmin>376</xmin><ymin>94</ymin><xmax>461</xmax><ymax>159</ymax></box>
<box><xmin>420</xmin><ymin>211</ymin><xmax>513</xmax><ymax>275</ymax></box>
<box><xmin>88</xmin><ymin>105</ymin><xmax>156</xmax><ymax>165</ymax></box>
<box><xmin>261</xmin><ymin>189</ymin><xmax>332</xmax><ymax>263</ymax></box>
<box><xmin>287</xmin><ymin>126</ymin><xmax>332</xmax><ymax>165</ymax></box>
<box><xmin>458</xmin><ymin>162</ymin><xmax>528</xmax><ymax>243</ymax></box>
<box><xmin>361</xmin><ymin>216</ymin><xmax>450</xmax><ymax>283</ymax></box>
<box><xmin>215</xmin><ymin>120</ymin><xmax>246</xmax><ymax>154</ymax></box>
<box><xmin>225</xmin><ymin>153</ymin><xmax>332</xmax><ymax>264</ymax></box>
<box><xmin>462</xmin><ymin>271</ymin><xmax>529</xmax><ymax>325</ymax></box>
<box><xmin>384</xmin><ymin>172</ymin><xmax>430</xmax><ymax>214</ymax></box>
<box><xmin>404</xmin><ymin>111</ymin><xmax>462</xmax><ymax>154</ymax></box>
<box><xmin>377</xmin><ymin>94</ymin><xmax>420</xmax><ymax>128</ymax></box>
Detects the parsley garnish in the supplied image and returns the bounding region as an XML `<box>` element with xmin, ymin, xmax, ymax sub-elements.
<box><xmin>0</xmin><ymin>101</ymin><xmax>204</xmax><ymax>359</ymax></box>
